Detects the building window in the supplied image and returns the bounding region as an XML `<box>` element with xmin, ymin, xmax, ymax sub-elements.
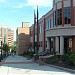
<box><xmin>46</xmin><ymin>19</ymin><xmax>51</xmax><ymax>30</ymax></box>
<box><xmin>40</xmin><ymin>41</ymin><xmax>42</xmax><ymax>47</ymax></box>
<box><xmin>40</xmin><ymin>25</ymin><xmax>43</xmax><ymax>33</ymax></box>
<box><xmin>46</xmin><ymin>41</ymin><xmax>47</xmax><ymax>48</ymax></box>
<box><xmin>46</xmin><ymin>21</ymin><xmax>48</xmax><ymax>30</ymax></box>
<box><xmin>64</xmin><ymin>7</ymin><xmax>71</xmax><ymax>24</ymax></box>
<box><xmin>57</xmin><ymin>9</ymin><xmax>62</xmax><ymax>25</ymax></box>
<box><xmin>40</xmin><ymin>25</ymin><xmax>41</xmax><ymax>33</ymax></box>
<box><xmin>54</xmin><ymin>11</ymin><xmax>56</xmax><ymax>26</ymax></box>
<box><xmin>69</xmin><ymin>38</ymin><xmax>72</xmax><ymax>50</ymax></box>
<box><xmin>50</xmin><ymin>19</ymin><xmax>51</xmax><ymax>28</ymax></box>
<box><xmin>4</xmin><ymin>28</ymin><xmax>6</xmax><ymax>43</ymax></box>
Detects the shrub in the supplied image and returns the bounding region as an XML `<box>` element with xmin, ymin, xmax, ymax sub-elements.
<box><xmin>61</xmin><ymin>54</ymin><xmax>69</xmax><ymax>62</ymax></box>
<box><xmin>45</xmin><ymin>56</ymin><xmax>59</xmax><ymax>64</ymax></box>
<box><xmin>28</xmin><ymin>51</ymin><xmax>34</xmax><ymax>58</ymax></box>
<box><xmin>60</xmin><ymin>53</ymin><xmax>75</xmax><ymax>66</ymax></box>
<box><xmin>69</xmin><ymin>53</ymin><xmax>75</xmax><ymax>66</ymax></box>
<box><xmin>23</xmin><ymin>51</ymin><xmax>34</xmax><ymax>58</ymax></box>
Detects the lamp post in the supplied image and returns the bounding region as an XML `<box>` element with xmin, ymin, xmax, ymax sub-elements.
<box><xmin>36</xmin><ymin>6</ymin><xmax>39</xmax><ymax>55</ymax></box>
<box><xmin>1</xmin><ymin>41</ymin><xmax>3</xmax><ymax>60</ymax></box>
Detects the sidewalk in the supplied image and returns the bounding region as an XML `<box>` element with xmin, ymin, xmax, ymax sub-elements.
<box><xmin>0</xmin><ymin>55</ymin><xmax>74</xmax><ymax>75</ymax></box>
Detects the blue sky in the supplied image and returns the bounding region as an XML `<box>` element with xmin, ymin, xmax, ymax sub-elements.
<box><xmin>0</xmin><ymin>0</ymin><xmax>53</xmax><ymax>41</ymax></box>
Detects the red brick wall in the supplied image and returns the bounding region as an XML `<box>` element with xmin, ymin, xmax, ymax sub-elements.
<box><xmin>72</xmin><ymin>37</ymin><xmax>75</xmax><ymax>52</ymax></box>
<box><xmin>73</xmin><ymin>7</ymin><xmax>75</xmax><ymax>25</ymax></box>
<box><xmin>18</xmin><ymin>27</ymin><xmax>30</xmax><ymax>54</ymax></box>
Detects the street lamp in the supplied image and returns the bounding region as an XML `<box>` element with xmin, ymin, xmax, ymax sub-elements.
<box><xmin>1</xmin><ymin>41</ymin><xmax>3</xmax><ymax>60</ymax></box>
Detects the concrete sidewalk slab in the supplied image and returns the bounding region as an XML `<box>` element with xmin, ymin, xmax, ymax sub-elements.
<box><xmin>5</xmin><ymin>55</ymin><xmax>32</xmax><ymax>62</ymax></box>
<box><xmin>0</xmin><ymin>55</ymin><xmax>74</xmax><ymax>75</ymax></box>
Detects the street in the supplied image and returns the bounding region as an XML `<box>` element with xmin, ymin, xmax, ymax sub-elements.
<box><xmin>0</xmin><ymin>55</ymin><xmax>74</xmax><ymax>75</ymax></box>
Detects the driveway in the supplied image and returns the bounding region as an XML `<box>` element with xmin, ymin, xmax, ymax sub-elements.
<box><xmin>0</xmin><ymin>55</ymin><xmax>74</xmax><ymax>75</ymax></box>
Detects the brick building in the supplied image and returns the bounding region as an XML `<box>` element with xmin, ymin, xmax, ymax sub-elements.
<box><xmin>16</xmin><ymin>22</ymin><xmax>30</xmax><ymax>55</ymax></box>
<box><xmin>30</xmin><ymin>0</ymin><xmax>75</xmax><ymax>55</ymax></box>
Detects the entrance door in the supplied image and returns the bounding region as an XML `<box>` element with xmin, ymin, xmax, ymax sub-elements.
<box><xmin>64</xmin><ymin>37</ymin><xmax>72</xmax><ymax>53</ymax></box>
<box><xmin>64</xmin><ymin>38</ymin><xmax>68</xmax><ymax>53</ymax></box>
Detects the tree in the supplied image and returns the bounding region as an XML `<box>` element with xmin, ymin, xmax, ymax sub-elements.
<box><xmin>3</xmin><ymin>44</ymin><xmax>10</xmax><ymax>53</ymax></box>
<box><xmin>10</xmin><ymin>45</ymin><xmax>16</xmax><ymax>53</ymax></box>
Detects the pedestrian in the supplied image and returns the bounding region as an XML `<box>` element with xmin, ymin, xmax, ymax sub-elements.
<box><xmin>12</xmin><ymin>53</ymin><xmax>14</xmax><ymax>57</ymax></box>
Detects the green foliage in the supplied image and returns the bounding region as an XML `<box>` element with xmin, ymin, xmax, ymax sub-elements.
<box><xmin>45</xmin><ymin>50</ymin><xmax>75</xmax><ymax>67</ymax></box>
<box><xmin>10</xmin><ymin>45</ymin><xmax>16</xmax><ymax>53</ymax></box>
<box><xmin>45</xmin><ymin>56</ymin><xmax>59</xmax><ymax>64</ymax></box>
<box><xmin>23</xmin><ymin>51</ymin><xmax>34</xmax><ymax>58</ymax></box>
<box><xmin>3</xmin><ymin>44</ymin><xmax>10</xmax><ymax>52</ymax></box>
<box><xmin>49</xmin><ymin>58</ymin><xmax>59</xmax><ymax>64</ymax></box>
<box><xmin>29</xmin><ymin>51</ymin><xmax>34</xmax><ymax>57</ymax></box>
<box><xmin>69</xmin><ymin>53</ymin><xmax>75</xmax><ymax>66</ymax></box>
<box><xmin>61</xmin><ymin>54</ymin><xmax>69</xmax><ymax>62</ymax></box>
<box><xmin>51</xmin><ymin>50</ymin><xmax>57</xmax><ymax>56</ymax></box>
<box><xmin>64</xmin><ymin>48</ymin><xmax>72</xmax><ymax>55</ymax></box>
<box><xmin>60</xmin><ymin>53</ymin><xmax>75</xmax><ymax>66</ymax></box>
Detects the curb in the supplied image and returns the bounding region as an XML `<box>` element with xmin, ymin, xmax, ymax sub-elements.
<box><xmin>45</xmin><ymin>63</ymin><xmax>75</xmax><ymax>74</ymax></box>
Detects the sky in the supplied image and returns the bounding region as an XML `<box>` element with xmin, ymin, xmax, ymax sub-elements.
<box><xmin>0</xmin><ymin>0</ymin><xmax>53</xmax><ymax>41</ymax></box>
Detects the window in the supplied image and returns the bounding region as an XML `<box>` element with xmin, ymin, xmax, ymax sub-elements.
<box><xmin>69</xmin><ymin>38</ymin><xmax>72</xmax><ymax>49</ymax></box>
<box><xmin>35</xmin><ymin>28</ymin><xmax>37</xmax><ymax>35</ymax></box>
<box><xmin>46</xmin><ymin>19</ymin><xmax>51</xmax><ymax>30</ymax></box>
<box><xmin>53</xmin><ymin>11</ymin><xmax>56</xmax><ymax>26</ymax></box>
<box><xmin>40</xmin><ymin>25</ymin><xmax>41</xmax><ymax>33</ymax></box>
<box><xmin>4</xmin><ymin>28</ymin><xmax>6</xmax><ymax>43</ymax></box>
<box><xmin>57</xmin><ymin>9</ymin><xmax>62</xmax><ymax>25</ymax></box>
<box><xmin>64</xmin><ymin>7</ymin><xmax>71</xmax><ymax>24</ymax></box>
<box><xmin>40</xmin><ymin>41</ymin><xmax>42</xmax><ymax>47</ymax></box>
<box><xmin>40</xmin><ymin>25</ymin><xmax>43</xmax><ymax>33</ymax></box>
<box><xmin>46</xmin><ymin>41</ymin><xmax>47</xmax><ymax>47</ymax></box>
<box><xmin>49</xmin><ymin>19</ymin><xmax>51</xmax><ymax>28</ymax></box>
<box><xmin>46</xmin><ymin>21</ymin><xmax>48</xmax><ymax>30</ymax></box>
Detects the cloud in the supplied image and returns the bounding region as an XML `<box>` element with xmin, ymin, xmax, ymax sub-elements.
<box><xmin>26</xmin><ymin>0</ymin><xmax>53</xmax><ymax>8</ymax></box>
<box><xmin>0</xmin><ymin>0</ymin><xmax>53</xmax><ymax>9</ymax></box>
<box><xmin>10</xmin><ymin>0</ymin><xmax>53</xmax><ymax>9</ymax></box>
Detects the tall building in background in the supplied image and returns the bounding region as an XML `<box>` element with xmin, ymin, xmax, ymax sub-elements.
<box><xmin>0</xmin><ymin>26</ymin><xmax>14</xmax><ymax>46</ymax></box>
<box><xmin>16</xmin><ymin>22</ymin><xmax>30</xmax><ymax>55</ymax></box>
